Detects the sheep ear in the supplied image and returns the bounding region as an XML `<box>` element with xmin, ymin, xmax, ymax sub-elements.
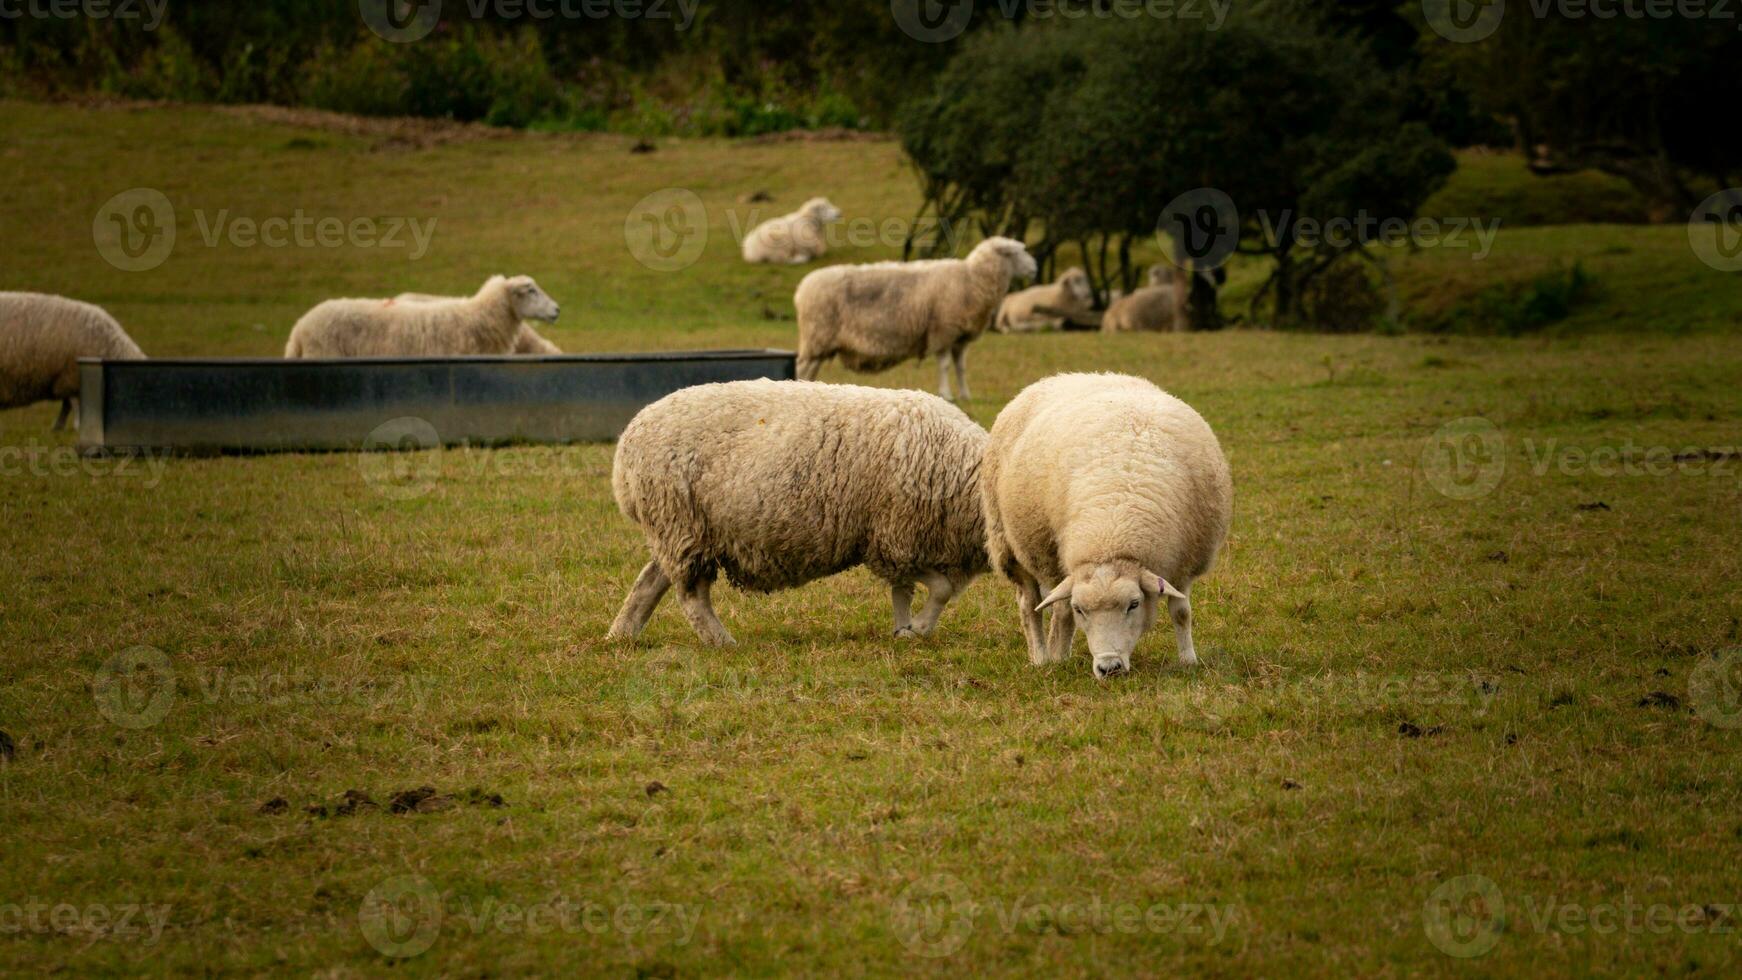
<box><xmin>1140</xmin><ymin>570</ymin><xmax>1187</xmax><ymax>600</ymax></box>
<box><xmin>1035</xmin><ymin>579</ymin><xmax>1074</xmax><ymax>612</ymax></box>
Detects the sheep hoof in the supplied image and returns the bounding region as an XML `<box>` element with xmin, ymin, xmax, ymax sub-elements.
<box><xmin>893</xmin><ymin>626</ymin><xmax>919</xmax><ymax>640</ymax></box>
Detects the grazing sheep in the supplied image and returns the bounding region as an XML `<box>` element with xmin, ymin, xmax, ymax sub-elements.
<box><xmin>793</xmin><ymin>236</ymin><xmax>1036</xmax><ymax>402</ymax></box>
<box><xmin>741</xmin><ymin>197</ymin><xmax>844</xmax><ymax>264</ymax></box>
<box><xmin>608</xmin><ymin>379</ymin><xmax>989</xmax><ymax>646</ymax></box>
<box><xmin>284</xmin><ymin>276</ymin><xmax>559</xmax><ymax>358</ymax></box>
<box><xmin>996</xmin><ymin>266</ymin><xmax>1094</xmax><ymax>333</ymax></box>
<box><xmin>395</xmin><ymin>292</ymin><xmax>563</xmax><ymax>355</ymax></box>
<box><xmin>982</xmin><ymin>373</ymin><xmax>1232</xmax><ymax>679</ymax></box>
<box><xmin>0</xmin><ymin>292</ymin><xmax>145</xmax><ymax>431</ymax></box>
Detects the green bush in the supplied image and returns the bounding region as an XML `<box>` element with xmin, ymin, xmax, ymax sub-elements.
<box><xmin>1436</xmin><ymin>263</ymin><xmax>1597</xmax><ymax>335</ymax></box>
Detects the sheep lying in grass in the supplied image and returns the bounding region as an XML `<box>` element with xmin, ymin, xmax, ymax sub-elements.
<box><xmin>741</xmin><ymin>197</ymin><xmax>844</xmax><ymax>264</ymax></box>
<box><xmin>0</xmin><ymin>292</ymin><xmax>145</xmax><ymax>430</ymax></box>
<box><xmin>793</xmin><ymin>237</ymin><xmax>1036</xmax><ymax>401</ymax></box>
<box><xmin>608</xmin><ymin>379</ymin><xmax>989</xmax><ymax>646</ymax></box>
<box><xmin>1102</xmin><ymin>265</ymin><xmax>1182</xmax><ymax>333</ymax></box>
<box><xmin>284</xmin><ymin>276</ymin><xmax>560</xmax><ymax>358</ymax></box>
<box><xmin>996</xmin><ymin>266</ymin><xmax>1094</xmax><ymax>333</ymax></box>
<box><xmin>982</xmin><ymin>373</ymin><xmax>1232</xmax><ymax>678</ymax></box>
<box><xmin>395</xmin><ymin>292</ymin><xmax>562</xmax><ymax>355</ymax></box>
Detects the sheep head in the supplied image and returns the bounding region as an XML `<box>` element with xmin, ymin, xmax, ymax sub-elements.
<box><xmin>973</xmin><ymin>237</ymin><xmax>1037</xmax><ymax>282</ymax></box>
<box><xmin>1059</xmin><ymin>267</ymin><xmax>1092</xmax><ymax>305</ymax></box>
<box><xmin>504</xmin><ymin>275</ymin><xmax>561</xmax><ymax>323</ymax></box>
<box><xmin>1036</xmin><ymin>560</ymin><xmax>1186</xmax><ymax>679</ymax></box>
<box><xmin>803</xmin><ymin>198</ymin><xmax>844</xmax><ymax>224</ymax></box>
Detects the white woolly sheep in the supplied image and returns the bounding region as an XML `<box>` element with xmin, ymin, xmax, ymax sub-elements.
<box><xmin>982</xmin><ymin>373</ymin><xmax>1232</xmax><ymax>679</ymax></box>
<box><xmin>607</xmin><ymin>378</ymin><xmax>989</xmax><ymax>646</ymax></box>
<box><xmin>394</xmin><ymin>292</ymin><xmax>563</xmax><ymax>355</ymax></box>
<box><xmin>996</xmin><ymin>266</ymin><xmax>1095</xmax><ymax>333</ymax></box>
<box><xmin>741</xmin><ymin>197</ymin><xmax>844</xmax><ymax>265</ymax></box>
<box><xmin>1101</xmin><ymin>265</ymin><xmax>1182</xmax><ymax>333</ymax></box>
<box><xmin>793</xmin><ymin>236</ymin><xmax>1036</xmax><ymax>402</ymax></box>
<box><xmin>0</xmin><ymin>292</ymin><xmax>145</xmax><ymax>430</ymax></box>
<box><xmin>284</xmin><ymin>275</ymin><xmax>559</xmax><ymax>358</ymax></box>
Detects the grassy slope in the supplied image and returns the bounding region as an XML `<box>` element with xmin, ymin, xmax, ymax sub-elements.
<box><xmin>1</xmin><ymin>102</ymin><xmax>1741</xmax><ymax>976</ymax></box>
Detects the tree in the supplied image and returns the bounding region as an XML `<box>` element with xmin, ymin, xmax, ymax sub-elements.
<box><xmin>1426</xmin><ymin>11</ymin><xmax>1742</xmax><ymax>214</ymax></box>
<box><xmin>900</xmin><ymin>10</ymin><xmax>1455</xmax><ymax>328</ymax></box>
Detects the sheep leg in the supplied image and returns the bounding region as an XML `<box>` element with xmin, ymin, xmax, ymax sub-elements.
<box><xmin>936</xmin><ymin>353</ymin><xmax>955</xmax><ymax>402</ymax></box>
<box><xmin>53</xmin><ymin>398</ymin><xmax>74</xmax><ymax>432</ymax></box>
<box><xmin>891</xmin><ymin>582</ymin><xmax>918</xmax><ymax>639</ymax></box>
<box><xmin>1169</xmin><ymin>587</ymin><xmax>1198</xmax><ymax>667</ymax></box>
<box><xmin>795</xmin><ymin>355</ymin><xmax>824</xmax><ymax>382</ymax></box>
<box><xmin>910</xmin><ymin>572</ymin><xmax>957</xmax><ymax>637</ymax></box>
<box><xmin>677</xmin><ymin>574</ymin><xmax>736</xmax><ymax>647</ymax></box>
<box><xmin>607</xmin><ymin>561</ymin><xmax>671</xmax><ymax>640</ymax></box>
<box><xmin>1013</xmin><ymin>570</ymin><xmax>1048</xmax><ymax>666</ymax></box>
<box><xmin>950</xmin><ymin>344</ymin><xmax>971</xmax><ymax>401</ymax></box>
<box><xmin>1044</xmin><ymin>581</ymin><xmax>1076</xmax><ymax>664</ymax></box>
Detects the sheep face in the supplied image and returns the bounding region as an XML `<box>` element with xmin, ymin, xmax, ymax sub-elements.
<box><xmin>1037</xmin><ymin>562</ymin><xmax>1185</xmax><ymax>678</ymax></box>
<box><xmin>1060</xmin><ymin>267</ymin><xmax>1092</xmax><ymax>304</ymax></box>
<box><xmin>976</xmin><ymin>238</ymin><xmax>1038</xmax><ymax>281</ymax></box>
<box><xmin>1147</xmin><ymin>265</ymin><xmax>1172</xmax><ymax>288</ymax></box>
<box><xmin>507</xmin><ymin>276</ymin><xmax>561</xmax><ymax>323</ymax></box>
<box><xmin>804</xmin><ymin>198</ymin><xmax>844</xmax><ymax>224</ymax></box>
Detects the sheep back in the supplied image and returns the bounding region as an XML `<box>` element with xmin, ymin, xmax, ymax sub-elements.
<box><xmin>613</xmin><ymin>379</ymin><xmax>989</xmax><ymax>592</ymax></box>
<box><xmin>982</xmin><ymin>373</ymin><xmax>1231</xmax><ymax>587</ymax></box>
<box><xmin>0</xmin><ymin>292</ymin><xmax>144</xmax><ymax>409</ymax></box>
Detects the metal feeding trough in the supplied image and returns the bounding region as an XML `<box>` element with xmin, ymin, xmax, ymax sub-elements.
<box><xmin>76</xmin><ymin>350</ymin><xmax>797</xmax><ymax>455</ymax></box>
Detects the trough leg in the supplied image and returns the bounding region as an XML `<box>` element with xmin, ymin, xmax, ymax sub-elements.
<box><xmin>936</xmin><ymin>353</ymin><xmax>954</xmax><ymax>402</ymax></box>
<box><xmin>950</xmin><ymin>344</ymin><xmax>971</xmax><ymax>402</ymax></box>
<box><xmin>1013</xmin><ymin>570</ymin><xmax>1048</xmax><ymax>666</ymax></box>
<box><xmin>910</xmin><ymin>572</ymin><xmax>957</xmax><ymax>636</ymax></box>
<box><xmin>678</xmin><ymin>574</ymin><xmax>736</xmax><ymax>647</ymax></box>
<box><xmin>891</xmin><ymin>582</ymin><xmax>917</xmax><ymax>639</ymax></box>
<box><xmin>1169</xmin><ymin>586</ymin><xmax>1198</xmax><ymax>667</ymax></box>
<box><xmin>607</xmin><ymin>561</ymin><xmax>672</xmax><ymax>640</ymax></box>
<box><xmin>53</xmin><ymin>398</ymin><xmax>73</xmax><ymax>432</ymax></box>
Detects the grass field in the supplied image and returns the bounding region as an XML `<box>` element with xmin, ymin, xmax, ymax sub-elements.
<box><xmin>3</xmin><ymin>100</ymin><xmax>1742</xmax><ymax>976</ymax></box>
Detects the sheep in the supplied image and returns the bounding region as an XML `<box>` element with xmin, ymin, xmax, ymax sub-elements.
<box><xmin>1102</xmin><ymin>265</ymin><xmax>1226</xmax><ymax>333</ymax></box>
<box><xmin>394</xmin><ymin>292</ymin><xmax>563</xmax><ymax>355</ymax></box>
<box><xmin>995</xmin><ymin>266</ymin><xmax>1094</xmax><ymax>333</ymax></box>
<box><xmin>793</xmin><ymin>236</ymin><xmax>1036</xmax><ymax>402</ymax></box>
<box><xmin>284</xmin><ymin>275</ymin><xmax>559</xmax><ymax>358</ymax></box>
<box><xmin>741</xmin><ymin>197</ymin><xmax>844</xmax><ymax>265</ymax></box>
<box><xmin>0</xmin><ymin>292</ymin><xmax>145</xmax><ymax>431</ymax></box>
<box><xmin>607</xmin><ymin>378</ymin><xmax>989</xmax><ymax>646</ymax></box>
<box><xmin>981</xmin><ymin>373</ymin><xmax>1232</xmax><ymax>679</ymax></box>
<box><xmin>1101</xmin><ymin>265</ymin><xmax>1182</xmax><ymax>333</ymax></box>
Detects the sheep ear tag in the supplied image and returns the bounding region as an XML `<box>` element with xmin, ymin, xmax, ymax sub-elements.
<box><xmin>1035</xmin><ymin>579</ymin><xmax>1074</xmax><ymax>612</ymax></box>
<box><xmin>1140</xmin><ymin>570</ymin><xmax>1187</xmax><ymax>600</ymax></box>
